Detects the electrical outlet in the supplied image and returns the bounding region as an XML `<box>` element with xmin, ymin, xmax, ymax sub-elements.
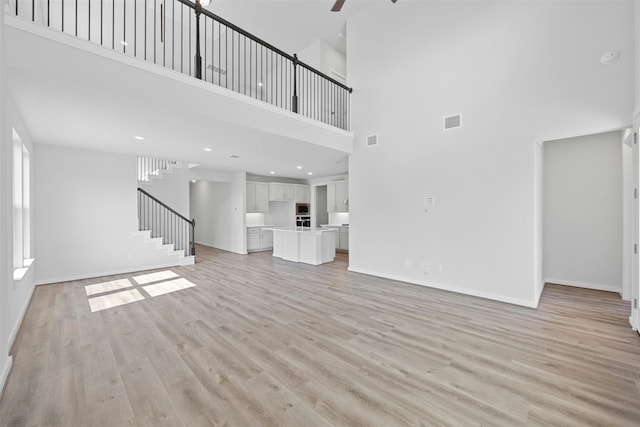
<box><xmin>424</xmin><ymin>263</ymin><xmax>430</xmax><ymax>274</ymax></box>
<box><xmin>437</xmin><ymin>264</ymin><xmax>443</xmax><ymax>272</ymax></box>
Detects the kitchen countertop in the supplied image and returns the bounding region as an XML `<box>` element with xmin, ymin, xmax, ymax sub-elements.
<box><xmin>264</xmin><ymin>226</ymin><xmax>338</xmax><ymax>233</ymax></box>
<box><xmin>246</xmin><ymin>224</ymin><xmax>275</xmax><ymax>229</ymax></box>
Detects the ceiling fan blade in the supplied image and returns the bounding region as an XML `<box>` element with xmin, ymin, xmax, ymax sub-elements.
<box><xmin>331</xmin><ymin>0</ymin><xmax>345</xmax><ymax>12</ymax></box>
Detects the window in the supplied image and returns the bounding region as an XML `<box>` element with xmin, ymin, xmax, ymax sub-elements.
<box><xmin>13</xmin><ymin>128</ymin><xmax>32</xmax><ymax>280</ymax></box>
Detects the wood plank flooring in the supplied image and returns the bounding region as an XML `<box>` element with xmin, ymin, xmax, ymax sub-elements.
<box><xmin>1</xmin><ymin>244</ymin><xmax>640</xmax><ymax>426</ymax></box>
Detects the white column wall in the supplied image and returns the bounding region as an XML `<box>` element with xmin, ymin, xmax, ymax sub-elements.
<box><xmin>0</xmin><ymin>0</ymin><xmax>13</xmax><ymax>396</ymax></box>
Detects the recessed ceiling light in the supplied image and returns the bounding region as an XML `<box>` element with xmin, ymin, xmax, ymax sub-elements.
<box><xmin>270</xmin><ymin>171</ymin><xmax>276</xmax><ymax>174</ymax></box>
<box><xmin>258</xmin><ymin>82</ymin><xmax>263</xmax><ymax>87</ymax></box>
<box><xmin>600</xmin><ymin>50</ymin><xmax>620</xmax><ymax>65</ymax></box>
<box><xmin>203</xmin><ymin>147</ymin><xmax>212</xmax><ymax>152</ymax></box>
<box><xmin>297</xmin><ymin>166</ymin><xmax>302</xmax><ymax>170</ymax></box>
<box><xmin>308</xmin><ymin>172</ymin><xmax>313</xmax><ymax>175</ymax></box>
<box><xmin>191</xmin><ymin>180</ymin><xmax>196</xmax><ymax>183</ymax></box>
<box><xmin>121</xmin><ymin>41</ymin><xmax>128</xmax><ymax>46</ymax></box>
<box><xmin>134</xmin><ymin>135</ymin><xmax>145</xmax><ymax>140</ymax></box>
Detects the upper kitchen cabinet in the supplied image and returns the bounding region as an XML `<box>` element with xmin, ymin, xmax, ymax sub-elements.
<box><xmin>269</xmin><ymin>183</ymin><xmax>295</xmax><ymax>201</ymax></box>
<box><xmin>327</xmin><ymin>181</ymin><xmax>348</xmax><ymax>212</ymax></box>
<box><xmin>247</xmin><ymin>182</ymin><xmax>269</xmax><ymax>212</ymax></box>
<box><xmin>294</xmin><ymin>185</ymin><xmax>310</xmax><ymax>203</ymax></box>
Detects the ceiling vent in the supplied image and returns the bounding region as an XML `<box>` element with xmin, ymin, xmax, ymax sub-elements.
<box><xmin>444</xmin><ymin>114</ymin><xmax>461</xmax><ymax>130</ymax></box>
<box><xmin>365</xmin><ymin>134</ymin><xmax>379</xmax><ymax>148</ymax></box>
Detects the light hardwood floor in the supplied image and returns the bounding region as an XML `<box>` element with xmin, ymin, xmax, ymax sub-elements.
<box><xmin>1</xmin><ymin>244</ymin><xmax>640</xmax><ymax>426</ymax></box>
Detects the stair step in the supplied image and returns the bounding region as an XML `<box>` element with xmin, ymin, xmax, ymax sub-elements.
<box><xmin>179</xmin><ymin>256</ymin><xmax>195</xmax><ymax>266</ymax></box>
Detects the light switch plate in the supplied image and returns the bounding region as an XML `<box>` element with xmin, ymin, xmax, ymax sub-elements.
<box><xmin>424</xmin><ymin>196</ymin><xmax>435</xmax><ymax>207</ymax></box>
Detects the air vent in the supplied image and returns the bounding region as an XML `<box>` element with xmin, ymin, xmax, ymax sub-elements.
<box><xmin>366</xmin><ymin>134</ymin><xmax>379</xmax><ymax>148</ymax></box>
<box><xmin>206</xmin><ymin>64</ymin><xmax>227</xmax><ymax>75</ymax></box>
<box><xmin>444</xmin><ymin>114</ymin><xmax>461</xmax><ymax>130</ymax></box>
<box><xmin>229</xmin><ymin>155</ymin><xmax>240</xmax><ymax>159</ymax></box>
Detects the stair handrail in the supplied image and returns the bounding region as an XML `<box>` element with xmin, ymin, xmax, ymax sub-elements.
<box><xmin>137</xmin><ymin>187</ymin><xmax>196</xmax><ymax>256</ymax></box>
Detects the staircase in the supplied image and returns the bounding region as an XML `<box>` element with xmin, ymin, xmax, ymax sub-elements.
<box><xmin>136</xmin><ymin>157</ymin><xmax>195</xmax><ymax>265</ymax></box>
<box><xmin>137</xmin><ymin>157</ymin><xmax>180</xmax><ymax>184</ymax></box>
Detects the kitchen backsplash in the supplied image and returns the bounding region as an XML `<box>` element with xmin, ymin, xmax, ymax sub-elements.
<box><xmin>329</xmin><ymin>212</ymin><xmax>349</xmax><ymax>225</ymax></box>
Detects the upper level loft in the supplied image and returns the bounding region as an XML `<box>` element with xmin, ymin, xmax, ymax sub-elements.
<box><xmin>8</xmin><ymin>0</ymin><xmax>352</xmax><ymax>131</ymax></box>
<box><xmin>5</xmin><ymin>0</ymin><xmax>354</xmax><ymax>178</ymax></box>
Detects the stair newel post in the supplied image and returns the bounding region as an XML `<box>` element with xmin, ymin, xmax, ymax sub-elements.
<box><xmin>292</xmin><ymin>54</ymin><xmax>299</xmax><ymax>113</ymax></box>
<box><xmin>190</xmin><ymin>219</ymin><xmax>196</xmax><ymax>256</ymax></box>
<box><xmin>194</xmin><ymin>0</ymin><xmax>204</xmax><ymax>80</ymax></box>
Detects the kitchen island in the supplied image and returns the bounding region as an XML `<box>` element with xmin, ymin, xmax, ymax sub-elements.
<box><xmin>263</xmin><ymin>227</ymin><xmax>337</xmax><ymax>265</ymax></box>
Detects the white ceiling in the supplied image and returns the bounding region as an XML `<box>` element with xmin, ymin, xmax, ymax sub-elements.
<box><xmin>206</xmin><ymin>0</ymin><xmax>375</xmax><ymax>55</ymax></box>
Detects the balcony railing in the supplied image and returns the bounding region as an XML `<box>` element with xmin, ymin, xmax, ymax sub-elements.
<box><xmin>9</xmin><ymin>0</ymin><xmax>352</xmax><ymax>131</ymax></box>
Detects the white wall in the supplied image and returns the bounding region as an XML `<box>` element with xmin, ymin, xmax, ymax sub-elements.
<box><xmin>0</xmin><ymin>4</ymin><xmax>12</xmax><ymax>396</ymax></box>
<box><xmin>190</xmin><ymin>171</ymin><xmax>246</xmax><ymax>254</ymax></box>
<box><xmin>230</xmin><ymin>171</ymin><xmax>247</xmax><ymax>254</ymax></box>
<box><xmin>190</xmin><ymin>180</ymin><xmax>235</xmax><ymax>251</ymax></box>
<box><xmin>34</xmin><ymin>144</ymin><xmax>180</xmax><ymax>284</ymax></box>
<box><xmin>544</xmin><ymin>131</ymin><xmax>623</xmax><ymax>293</ymax></box>
<box><xmin>142</xmin><ymin>164</ymin><xmax>191</xmax><ymax>218</ymax></box>
<box><xmin>6</xmin><ymin>97</ymin><xmax>36</xmax><ymax>357</ymax></box>
<box><xmin>298</xmin><ymin>39</ymin><xmax>347</xmax><ymax>84</ymax></box>
<box><xmin>347</xmin><ymin>1</ymin><xmax>633</xmax><ymax>307</ymax></box>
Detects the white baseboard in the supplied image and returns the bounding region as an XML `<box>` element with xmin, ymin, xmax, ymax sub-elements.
<box><xmin>0</xmin><ymin>356</ymin><xmax>13</xmax><ymax>400</ymax></box>
<box><xmin>34</xmin><ymin>262</ymin><xmax>185</xmax><ymax>286</ymax></box>
<box><xmin>347</xmin><ymin>267</ymin><xmax>538</xmax><ymax>308</ymax></box>
<box><xmin>544</xmin><ymin>277</ymin><xmax>622</xmax><ymax>295</ymax></box>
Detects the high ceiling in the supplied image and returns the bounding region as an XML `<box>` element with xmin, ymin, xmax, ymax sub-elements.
<box><xmin>206</xmin><ymin>0</ymin><xmax>374</xmax><ymax>55</ymax></box>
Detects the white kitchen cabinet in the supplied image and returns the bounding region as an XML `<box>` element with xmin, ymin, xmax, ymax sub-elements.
<box><xmin>269</xmin><ymin>183</ymin><xmax>295</xmax><ymax>201</ymax></box>
<box><xmin>338</xmin><ymin>228</ymin><xmax>349</xmax><ymax>251</ymax></box>
<box><xmin>327</xmin><ymin>181</ymin><xmax>348</xmax><ymax>212</ymax></box>
<box><xmin>246</xmin><ymin>182</ymin><xmax>269</xmax><ymax>213</ymax></box>
<box><xmin>247</xmin><ymin>227</ymin><xmax>273</xmax><ymax>252</ymax></box>
<box><xmin>247</xmin><ymin>229</ymin><xmax>261</xmax><ymax>251</ymax></box>
<box><xmin>294</xmin><ymin>185</ymin><xmax>310</xmax><ymax>203</ymax></box>
<box><xmin>261</xmin><ymin>229</ymin><xmax>273</xmax><ymax>249</ymax></box>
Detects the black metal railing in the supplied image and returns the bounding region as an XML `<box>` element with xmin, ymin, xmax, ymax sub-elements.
<box><xmin>137</xmin><ymin>187</ymin><xmax>195</xmax><ymax>257</ymax></box>
<box><xmin>10</xmin><ymin>0</ymin><xmax>352</xmax><ymax>130</ymax></box>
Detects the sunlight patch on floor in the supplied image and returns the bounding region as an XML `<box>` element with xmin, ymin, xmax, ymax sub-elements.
<box><xmin>132</xmin><ymin>270</ymin><xmax>179</xmax><ymax>285</ymax></box>
<box><xmin>85</xmin><ymin>278</ymin><xmax>133</xmax><ymax>296</ymax></box>
<box><xmin>86</xmin><ymin>271</ymin><xmax>197</xmax><ymax>313</ymax></box>
<box><xmin>88</xmin><ymin>288</ymin><xmax>145</xmax><ymax>312</ymax></box>
<box><xmin>142</xmin><ymin>278</ymin><xmax>196</xmax><ymax>297</ymax></box>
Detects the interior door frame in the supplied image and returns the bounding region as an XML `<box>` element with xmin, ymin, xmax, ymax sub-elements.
<box><xmin>631</xmin><ymin>123</ymin><xmax>639</xmax><ymax>331</ymax></box>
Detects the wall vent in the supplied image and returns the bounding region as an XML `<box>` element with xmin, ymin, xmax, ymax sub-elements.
<box><xmin>206</xmin><ymin>64</ymin><xmax>227</xmax><ymax>75</ymax></box>
<box><xmin>444</xmin><ymin>114</ymin><xmax>462</xmax><ymax>130</ymax></box>
<box><xmin>366</xmin><ymin>134</ymin><xmax>379</xmax><ymax>148</ymax></box>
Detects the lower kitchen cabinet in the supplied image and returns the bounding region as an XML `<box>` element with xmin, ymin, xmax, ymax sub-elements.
<box><xmin>247</xmin><ymin>228</ymin><xmax>273</xmax><ymax>252</ymax></box>
<box><xmin>338</xmin><ymin>227</ymin><xmax>349</xmax><ymax>251</ymax></box>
